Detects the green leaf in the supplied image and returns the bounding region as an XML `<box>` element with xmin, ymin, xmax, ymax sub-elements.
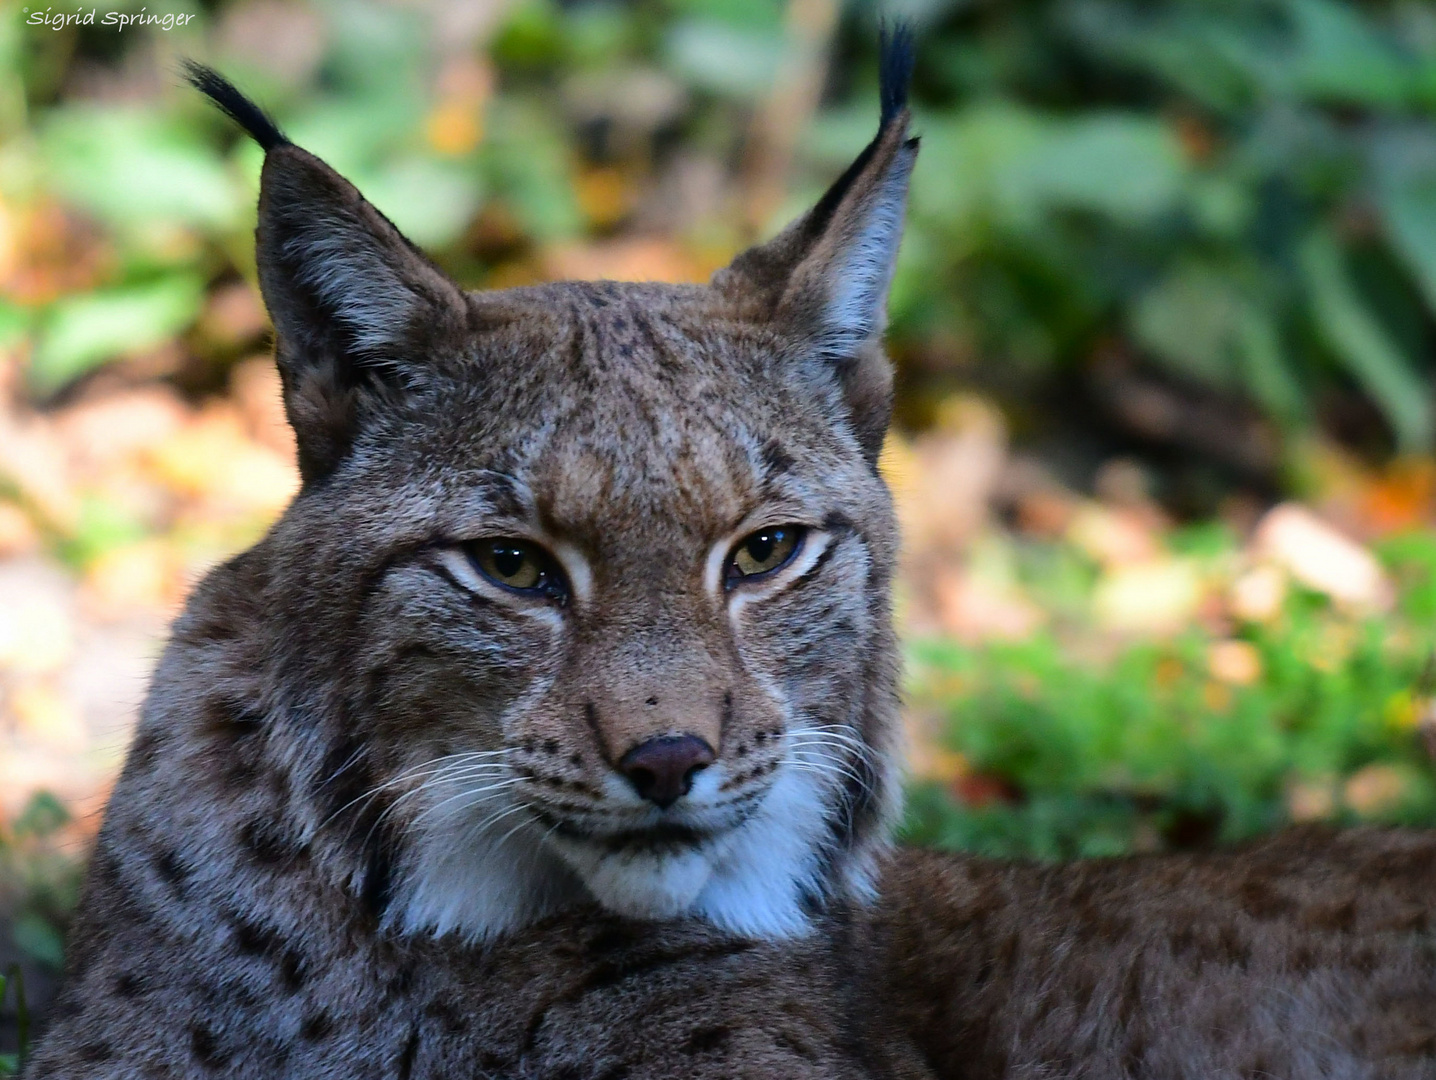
<box><xmin>483</xmin><ymin>101</ymin><xmax>583</xmax><ymax>244</ymax></box>
<box><xmin>663</xmin><ymin>18</ymin><xmax>784</xmax><ymax>98</ymax></box>
<box><xmin>12</xmin><ymin>915</ymin><xmax>64</xmax><ymax>970</ymax></box>
<box><xmin>30</xmin><ymin>275</ymin><xmax>205</xmax><ymax>395</ymax></box>
<box><xmin>1300</xmin><ymin>229</ymin><xmax>1432</xmax><ymax>450</ymax></box>
<box><xmin>1132</xmin><ymin>263</ymin><xmax>1244</xmax><ymax>388</ymax></box>
<box><xmin>1132</xmin><ymin>261</ymin><xmax>1301</xmax><ymax>419</ymax></box>
<box><xmin>492</xmin><ymin>0</ymin><xmax>567</xmax><ymax>69</ymax></box>
<box><xmin>1285</xmin><ymin>0</ymin><xmax>1415</xmax><ymax>107</ymax></box>
<box><xmin>356</xmin><ymin>158</ymin><xmax>482</xmax><ymax>250</ymax></box>
<box><xmin>1372</xmin><ymin>129</ymin><xmax>1436</xmax><ymax>317</ymax></box>
<box><xmin>13</xmin><ymin>792</ymin><xmax>68</xmax><ymax>839</ymax></box>
<box><xmin>56</xmin><ymin>496</ymin><xmax>150</xmax><ymax>568</ymax></box>
<box><xmin>1236</xmin><ymin>304</ymin><xmax>1304</xmax><ymax>423</ymax></box>
<box><xmin>1065</xmin><ymin>3</ymin><xmax>1259</xmax><ymax>115</ymax></box>
<box><xmin>668</xmin><ymin>0</ymin><xmax>783</xmax><ymax>31</ymax></box>
<box><xmin>1018</xmin><ymin>114</ymin><xmax>1187</xmax><ymax>224</ymax></box>
<box><xmin>0</xmin><ymin>301</ymin><xmax>29</xmax><ymax>349</ymax></box>
<box><xmin>41</xmin><ymin>108</ymin><xmax>242</xmax><ymax>232</ymax></box>
<box><xmin>914</xmin><ymin>105</ymin><xmax>1187</xmax><ymax>230</ymax></box>
<box><xmin>909</xmin><ymin>102</ymin><xmax>1047</xmax><ymax>227</ymax></box>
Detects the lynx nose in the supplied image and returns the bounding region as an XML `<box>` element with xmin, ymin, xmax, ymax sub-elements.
<box><xmin>619</xmin><ymin>735</ymin><xmax>716</xmax><ymax>809</ymax></box>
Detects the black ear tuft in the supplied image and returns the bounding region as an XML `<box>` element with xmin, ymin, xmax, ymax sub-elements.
<box><xmin>182</xmin><ymin>61</ymin><xmax>288</xmax><ymax>152</ymax></box>
<box><xmin>878</xmin><ymin>22</ymin><xmax>916</xmax><ymax>128</ymax></box>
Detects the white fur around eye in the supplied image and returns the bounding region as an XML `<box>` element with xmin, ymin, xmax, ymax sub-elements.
<box><xmin>437</xmin><ymin>548</ymin><xmax>566</xmax><ymax>624</ymax></box>
<box><xmin>715</xmin><ymin>529</ymin><xmax>831</xmax><ymax>617</ymax></box>
<box><xmin>439</xmin><ymin>547</ymin><xmax>490</xmax><ymax>594</ymax></box>
<box><xmin>551</xmin><ymin>540</ymin><xmax>592</xmax><ymax>605</ymax></box>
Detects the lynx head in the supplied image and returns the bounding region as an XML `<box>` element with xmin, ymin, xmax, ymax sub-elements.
<box><xmin>185</xmin><ymin>30</ymin><xmax>917</xmax><ymax>941</ymax></box>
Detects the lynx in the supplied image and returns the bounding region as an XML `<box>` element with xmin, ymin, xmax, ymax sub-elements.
<box><xmin>25</xmin><ymin>26</ymin><xmax>1436</xmax><ymax>1080</ymax></box>
<box><xmin>27</xmin><ymin>32</ymin><xmax>931</xmax><ymax>1080</ymax></box>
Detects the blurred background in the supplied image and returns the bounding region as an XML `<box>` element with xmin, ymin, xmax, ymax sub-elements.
<box><xmin>5</xmin><ymin>0</ymin><xmax>1436</xmax><ymax>1057</ymax></box>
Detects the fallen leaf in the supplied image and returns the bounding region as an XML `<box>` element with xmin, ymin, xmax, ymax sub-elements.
<box><xmin>1092</xmin><ymin>558</ymin><xmax>1203</xmax><ymax>633</ymax></box>
<box><xmin>1229</xmin><ymin>564</ymin><xmax>1286</xmax><ymax>622</ymax></box>
<box><xmin>1208</xmin><ymin>639</ymin><xmax>1261</xmax><ymax>685</ymax></box>
<box><xmin>1343</xmin><ymin>763</ymin><xmax>1409</xmax><ymax>817</ymax></box>
<box><xmin>1253</xmin><ymin>503</ymin><xmax>1391</xmax><ymax>610</ymax></box>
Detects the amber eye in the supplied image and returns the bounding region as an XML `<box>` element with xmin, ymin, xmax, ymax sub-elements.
<box><xmin>725</xmin><ymin>526</ymin><xmax>805</xmax><ymax>586</ymax></box>
<box><xmin>465</xmin><ymin>539</ymin><xmax>566</xmax><ymax>601</ymax></box>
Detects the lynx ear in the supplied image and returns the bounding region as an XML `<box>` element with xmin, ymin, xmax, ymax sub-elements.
<box><xmin>185</xmin><ymin>63</ymin><xmax>467</xmax><ymax>481</ymax></box>
<box><xmin>713</xmin><ymin>27</ymin><xmax>917</xmax><ymax>462</ymax></box>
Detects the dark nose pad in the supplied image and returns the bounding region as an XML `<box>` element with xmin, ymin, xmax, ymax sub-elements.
<box><xmin>619</xmin><ymin>735</ymin><xmax>716</xmax><ymax>809</ymax></box>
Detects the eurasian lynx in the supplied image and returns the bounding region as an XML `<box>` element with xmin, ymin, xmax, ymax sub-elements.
<box><xmin>28</xmin><ymin>30</ymin><xmax>930</xmax><ymax>1080</ymax></box>
<box><xmin>25</xmin><ymin>26</ymin><xmax>1436</xmax><ymax>1080</ymax></box>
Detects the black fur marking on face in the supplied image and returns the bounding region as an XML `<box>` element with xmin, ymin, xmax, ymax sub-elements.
<box><xmin>359</xmin><ymin>818</ymin><xmax>398</xmax><ymax>921</ymax></box>
<box><xmin>154</xmin><ymin>848</ymin><xmax>190</xmax><ymax>898</ymax></box>
<box><xmin>683</xmin><ymin>1025</ymin><xmax>734</xmax><ymax>1055</ymax></box>
<box><xmin>189</xmin><ymin>1022</ymin><xmax>230</xmax><ymax>1069</ymax></box>
<box><xmin>78</xmin><ymin>1041</ymin><xmax>114</xmax><ymax>1063</ymax></box>
<box><xmin>397</xmin><ymin>1027</ymin><xmax>420</xmax><ymax>1080</ymax></box>
<box><xmin>300</xmin><ymin>1010</ymin><xmax>334</xmax><ymax>1041</ymax></box>
<box><xmin>599</xmin><ymin>822</ymin><xmax>712</xmax><ymax>853</ymax></box>
<box><xmin>240</xmin><ymin>817</ymin><xmax>307</xmax><ymax>868</ymax></box>
<box><xmin>584</xmin><ymin>701</ymin><xmax>612</xmax><ymax>764</ymax></box>
<box><xmin>314</xmin><ymin>732</ymin><xmax>374</xmax><ymax>820</ymax></box>
<box><xmin>761</xmin><ymin>438</ymin><xmax>796</xmax><ymax>480</ymax></box>
<box><xmin>280</xmin><ymin>949</ymin><xmax>307</xmax><ymax>993</ymax></box>
<box><xmin>230</xmin><ymin>912</ymin><xmax>283</xmax><ymax>957</ymax></box>
<box><xmin>577</xmin><ymin>940</ymin><xmax>757</xmax><ymax>1001</ymax></box>
<box><xmin>788</xmin><ymin>538</ymin><xmax>843</xmax><ymax>593</ymax></box>
<box><xmin>202</xmin><ymin>698</ymin><xmax>266</xmax><ymax>740</ymax></box>
<box><xmin>828</xmin><ymin>739</ymin><xmax>878</xmax><ymax>852</ymax></box>
<box><xmin>633</xmin><ymin>309</ymin><xmax>683</xmax><ymax>376</ymax></box>
<box><xmin>795</xmin><ymin>729</ymin><xmax>879</xmax><ymax>918</ymax></box>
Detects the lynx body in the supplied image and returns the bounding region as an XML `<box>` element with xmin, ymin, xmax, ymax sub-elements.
<box><xmin>29</xmin><ymin>34</ymin><xmax>928</xmax><ymax>1080</ymax></box>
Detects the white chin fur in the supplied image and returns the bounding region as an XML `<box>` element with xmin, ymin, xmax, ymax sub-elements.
<box><xmin>691</xmin><ymin>760</ymin><xmax>832</xmax><ymax>938</ymax></box>
<box><xmin>397</xmin><ymin>748</ymin><xmax>847</xmax><ymax>942</ymax></box>
<box><xmin>555</xmin><ymin>843</ymin><xmax>713</xmax><ymax>920</ymax></box>
<box><xmin>391</xmin><ymin>806</ymin><xmax>586</xmax><ymax>943</ymax></box>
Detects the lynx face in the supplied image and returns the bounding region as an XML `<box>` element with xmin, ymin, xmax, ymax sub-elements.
<box><xmin>190</xmin><ymin>59</ymin><xmax>917</xmax><ymax>941</ymax></box>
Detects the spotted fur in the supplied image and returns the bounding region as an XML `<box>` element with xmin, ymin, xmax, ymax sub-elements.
<box><xmin>28</xmin><ymin>30</ymin><xmax>929</xmax><ymax>1079</ymax></box>
<box><xmin>877</xmin><ymin>829</ymin><xmax>1436</xmax><ymax>1079</ymax></box>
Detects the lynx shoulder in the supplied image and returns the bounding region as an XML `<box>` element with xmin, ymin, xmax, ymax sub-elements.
<box><xmin>28</xmin><ymin>29</ymin><xmax>928</xmax><ymax>1079</ymax></box>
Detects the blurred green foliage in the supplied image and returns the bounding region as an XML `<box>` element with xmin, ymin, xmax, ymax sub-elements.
<box><xmin>0</xmin><ymin>965</ymin><xmax>27</xmax><ymax>1076</ymax></box>
<box><xmin>902</xmin><ymin>528</ymin><xmax>1436</xmax><ymax>859</ymax></box>
<box><xmin>885</xmin><ymin>0</ymin><xmax>1436</xmax><ymax>454</ymax></box>
<box><xmin>1</xmin><ymin>0</ymin><xmax>1434</xmax><ymax>457</ymax></box>
<box><xmin>0</xmin><ymin>792</ymin><xmax>79</xmax><ymax>973</ymax></box>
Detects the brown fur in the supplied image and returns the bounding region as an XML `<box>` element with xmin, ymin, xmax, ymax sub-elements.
<box><xmin>28</xmin><ymin>43</ymin><xmax>928</xmax><ymax>1078</ymax></box>
<box><xmin>878</xmin><ymin>831</ymin><xmax>1436</xmax><ymax>1079</ymax></box>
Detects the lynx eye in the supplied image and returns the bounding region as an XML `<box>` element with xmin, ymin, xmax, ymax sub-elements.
<box><xmin>725</xmin><ymin>525</ymin><xmax>805</xmax><ymax>587</ymax></box>
<box><xmin>465</xmin><ymin>539</ymin><xmax>566</xmax><ymax>601</ymax></box>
